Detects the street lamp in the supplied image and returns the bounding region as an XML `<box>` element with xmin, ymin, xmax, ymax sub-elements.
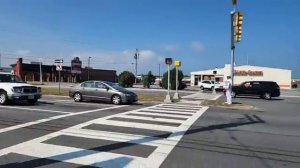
<box><xmin>88</xmin><ymin>56</ymin><xmax>91</xmax><ymax>80</ymax></box>
<box><xmin>134</xmin><ymin>49</ymin><xmax>139</xmax><ymax>84</ymax></box>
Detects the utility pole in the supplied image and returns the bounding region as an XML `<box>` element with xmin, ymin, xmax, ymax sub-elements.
<box><xmin>0</xmin><ymin>50</ymin><xmax>2</xmax><ymax>68</ymax></box>
<box><xmin>158</xmin><ymin>63</ymin><xmax>161</xmax><ymax>80</ymax></box>
<box><xmin>39</xmin><ymin>58</ymin><xmax>43</xmax><ymax>84</ymax></box>
<box><xmin>230</xmin><ymin>10</ymin><xmax>235</xmax><ymax>86</ymax></box>
<box><xmin>134</xmin><ymin>48</ymin><xmax>139</xmax><ymax>84</ymax></box>
<box><xmin>88</xmin><ymin>56</ymin><xmax>91</xmax><ymax>80</ymax></box>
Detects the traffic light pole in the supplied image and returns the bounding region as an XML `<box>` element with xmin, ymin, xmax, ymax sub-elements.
<box><xmin>230</xmin><ymin>10</ymin><xmax>235</xmax><ymax>86</ymax></box>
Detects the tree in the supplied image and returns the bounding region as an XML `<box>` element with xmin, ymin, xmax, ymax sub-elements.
<box><xmin>142</xmin><ymin>71</ymin><xmax>156</xmax><ymax>88</ymax></box>
<box><xmin>162</xmin><ymin>68</ymin><xmax>184</xmax><ymax>90</ymax></box>
<box><xmin>118</xmin><ymin>71</ymin><xmax>135</xmax><ymax>87</ymax></box>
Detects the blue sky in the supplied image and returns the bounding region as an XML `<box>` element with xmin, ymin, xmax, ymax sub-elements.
<box><xmin>0</xmin><ymin>0</ymin><xmax>299</xmax><ymax>77</ymax></box>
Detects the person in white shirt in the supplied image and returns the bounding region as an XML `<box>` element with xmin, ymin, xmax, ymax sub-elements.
<box><xmin>224</xmin><ymin>76</ymin><xmax>232</xmax><ymax>104</ymax></box>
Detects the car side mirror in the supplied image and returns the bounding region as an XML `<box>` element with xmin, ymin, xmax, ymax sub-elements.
<box><xmin>106</xmin><ymin>87</ymin><xmax>109</xmax><ymax>91</ymax></box>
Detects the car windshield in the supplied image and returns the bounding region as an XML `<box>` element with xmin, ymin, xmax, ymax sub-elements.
<box><xmin>0</xmin><ymin>74</ymin><xmax>25</xmax><ymax>83</ymax></box>
<box><xmin>105</xmin><ymin>82</ymin><xmax>128</xmax><ymax>92</ymax></box>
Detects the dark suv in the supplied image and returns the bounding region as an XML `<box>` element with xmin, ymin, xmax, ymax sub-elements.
<box><xmin>232</xmin><ymin>81</ymin><xmax>280</xmax><ymax>100</ymax></box>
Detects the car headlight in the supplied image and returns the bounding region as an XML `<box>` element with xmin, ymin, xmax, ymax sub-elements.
<box><xmin>12</xmin><ymin>87</ymin><xmax>22</xmax><ymax>93</ymax></box>
<box><xmin>37</xmin><ymin>87</ymin><xmax>42</xmax><ymax>93</ymax></box>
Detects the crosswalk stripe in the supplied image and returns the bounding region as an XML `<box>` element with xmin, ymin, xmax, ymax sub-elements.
<box><xmin>128</xmin><ymin>111</ymin><xmax>190</xmax><ymax>118</ymax></box>
<box><xmin>148</xmin><ymin>107</ymin><xmax>197</xmax><ymax>112</ymax></box>
<box><xmin>116</xmin><ymin>114</ymin><xmax>184</xmax><ymax>124</ymax></box>
<box><xmin>139</xmin><ymin>109</ymin><xmax>195</xmax><ymax>115</ymax></box>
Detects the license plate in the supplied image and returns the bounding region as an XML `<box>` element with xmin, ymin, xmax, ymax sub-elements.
<box><xmin>28</xmin><ymin>95</ymin><xmax>35</xmax><ymax>99</ymax></box>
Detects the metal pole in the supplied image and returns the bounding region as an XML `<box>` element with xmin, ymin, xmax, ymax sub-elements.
<box><xmin>230</xmin><ymin>10</ymin><xmax>235</xmax><ymax>86</ymax></box>
<box><xmin>88</xmin><ymin>56</ymin><xmax>91</xmax><ymax>80</ymax></box>
<box><xmin>58</xmin><ymin>70</ymin><xmax>61</xmax><ymax>94</ymax></box>
<box><xmin>159</xmin><ymin>63</ymin><xmax>160</xmax><ymax>80</ymax></box>
<box><xmin>134</xmin><ymin>49</ymin><xmax>138</xmax><ymax>84</ymax></box>
<box><xmin>173</xmin><ymin>66</ymin><xmax>179</xmax><ymax>99</ymax></box>
<box><xmin>0</xmin><ymin>50</ymin><xmax>2</xmax><ymax>68</ymax></box>
<box><xmin>39</xmin><ymin>59</ymin><xmax>43</xmax><ymax>84</ymax></box>
<box><xmin>168</xmin><ymin>64</ymin><xmax>170</xmax><ymax>95</ymax></box>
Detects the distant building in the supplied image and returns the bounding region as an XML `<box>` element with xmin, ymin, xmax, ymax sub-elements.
<box><xmin>191</xmin><ymin>64</ymin><xmax>292</xmax><ymax>89</ymax></box>
<box><xmin>11</xmin><ymin>58</ymin><xmax>117</xmax><ymax>83</ymax></box>
<box><xmin>0</xmin><ymin>67</ymin><xmax>12</xmax><ymax>73</ymax></box>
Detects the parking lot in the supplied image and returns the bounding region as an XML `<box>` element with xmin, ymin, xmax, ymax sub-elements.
<box><xmin>0</xmin><ymin>96</ymin><xmax>208</xmax><ymax>168</ymax></box>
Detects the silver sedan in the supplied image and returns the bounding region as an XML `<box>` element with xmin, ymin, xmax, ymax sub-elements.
<box><xmin>69</xmin><ymin>81</ymin><xmax>138</xmax><ymax>105</ymax></box>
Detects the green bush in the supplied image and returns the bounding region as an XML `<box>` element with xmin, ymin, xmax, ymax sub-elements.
<box><xmin>162</xmin><ymin>68</ymin><xmax>184</xmax><ymax>90</ymax></box>
<box><xmin>142</xmin><ymin>71</ymin><xmax>156</xmax><ymax>88</ymax></box>
<box><xmin>118</xmin><ymin>71</ymin><xmax>135</xmax><ymax>87</ymax></box>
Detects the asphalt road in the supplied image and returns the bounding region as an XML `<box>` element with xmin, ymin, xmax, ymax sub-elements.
<box><xmin>0</xmin><ymin>93</ymin><xmax>299</xmax><ymax>168</ymax></box>
<box><xmin>0</xmin><ymin>96</ymin><xmax>207</xmax><ymax>168</ymax></box>
<box><xmin>161</xmin><ymin>95</ymin><xmax>300</xmax><ymax>168</ymax></box>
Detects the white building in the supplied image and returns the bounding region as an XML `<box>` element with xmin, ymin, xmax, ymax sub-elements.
<box><xmin>191</xmin><ymin>64</ymin><xmax>292</xmax><ymax>89</ymax></box>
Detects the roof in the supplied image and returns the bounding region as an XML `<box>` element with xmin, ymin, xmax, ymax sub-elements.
<box><xmin>191</xmin><ymin>64</ymin><xmax>291</xmax><ymax>74</ymax></box>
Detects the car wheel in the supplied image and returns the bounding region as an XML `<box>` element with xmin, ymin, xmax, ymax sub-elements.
<box><xmin>111</xmin><ymin>95</ymin><xmax>122</xmax><ymax>105</ymax></box>
<box><xmin>231</xmin><ymin>91</ymin><xmax>236</xmax><ymax>98</ymax></box>
<box><xmin>0</xmin><ymin>91</ymin><xmax>8</xmax><ymax>105</ymax></box>
<box><xmin>200</xmin><ymin>86</ymin><xmax>204</xmax><ymax>90</ymax></box>
<box><xmin>73</xmin><ymin>92</ymin><xmax>82</xmax><ymax>102</ymax></box>
<box><xmin>263</xmin><ymin>92</ymin><xmax>272</xmax><ymax>100</ymax></box>
<box><xmin>28</xmin><ymin>99</ymin><xmax>38</xmax><ymax>105</ymax></box>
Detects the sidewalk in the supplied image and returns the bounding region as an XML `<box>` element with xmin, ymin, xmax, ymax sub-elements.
<box><xmin>177</xmin><ymin>92</ymin><xmax>222</xmax><ymax>105</ymax></box>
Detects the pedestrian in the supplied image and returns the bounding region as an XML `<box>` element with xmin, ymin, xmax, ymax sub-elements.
<box><xmin>224</xmin><ymin>76</ymin><xmax>232</xmax><ymax>104</ymax></box>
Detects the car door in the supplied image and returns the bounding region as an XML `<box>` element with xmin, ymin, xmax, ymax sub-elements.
<box><xmin>94</xmin><ymin>82</ymin><xmax>111</xmax><ymax>101</ymax></box>
<box><xmin>81</xmin><ymin>81</ymin><xmax>96</xmax><ymax>100</ymax></box>
<box><xmin>250</xmin><ymin>82</ymin><xmax>261</xmax><ymax>95</ymax></box>
<box><xmin>240</xmin><ymin>82</ymin><xmax>252</xmax><ymax>95</ymax></box>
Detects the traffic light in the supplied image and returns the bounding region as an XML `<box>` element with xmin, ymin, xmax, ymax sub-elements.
<box><xmin>235</xmin><ymin>11</ymin><xmax>243</xmax><ymax>43</ymax></box>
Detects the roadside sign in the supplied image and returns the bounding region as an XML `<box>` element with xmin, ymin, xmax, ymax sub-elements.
<box><xmin>56</xmin><ymin>63</ymin><xmax>63</xmax><ymax>71</ymax></box>
<box><xmin>55</xmin><ymin>59</ymin><xmax>63</xmax><ymax>64</ymax></box>
<box><xmin>175</xmin><ymin>61</ymin><xmax>181</xmax><ymax>67</ymax></box>
<box><xmin>165</xmin><ymin>58</ymin><xmax>173</xmax><ymax>65</ymax></box>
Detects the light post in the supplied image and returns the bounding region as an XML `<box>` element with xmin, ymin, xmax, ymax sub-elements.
<box><xmin>88</xmin><ymin>56</ymin><xmax>91</xmax><ymax>80</ymax></box>
<box><xmin>212</xmin><ymin>68</ymin><xmax>217</xmax><ymax>94</ymax></box>
<box><xmin>173</xmin><ymin>60</ymin><xmax>181</xmax><ymax>100</ymax></box>
<box><xmin>230</xmin><ymin>0</ymin><xmax>244</xmax><ymax>86</ymax></box>
<box><xmin>164</xmin><ymin>58</ymin><xmax>173</xmax><ymax>103</ymax></box>
<box><xmin>39</xmin><ymin>58</ymin><xmax>43</xmax><ymax>84</ymax></box>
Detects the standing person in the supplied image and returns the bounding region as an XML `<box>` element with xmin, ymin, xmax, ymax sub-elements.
<box><xmin>224</xmin><ymin>76</ymin><xmax>232</xmax><ymax>104</ymax></box>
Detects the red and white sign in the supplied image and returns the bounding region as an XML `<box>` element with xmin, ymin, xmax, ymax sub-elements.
<box><xmin>56</xmin><ymin>63</ymin><xmax>63</xmax><ymax>71</ymax></box>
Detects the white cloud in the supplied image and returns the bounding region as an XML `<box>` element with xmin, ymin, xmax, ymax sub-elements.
<box><xmin>162</xmin><ymin>44</ymin><xmax>179</xmax><ymax>52</ymax></box>
<box><xmin>191</xmin><ymin>42</ymin><xmax>205</xmax><ymax>53</ymax></box>
<box><xmin>71</xmin><ymin>49</ymin><xmax>163</xmax><ymax>75</ymax></box>
<box><xmin>16</xmin><ymin>49</ymin><xmax>31</xmax><ymax>55</ymax></box>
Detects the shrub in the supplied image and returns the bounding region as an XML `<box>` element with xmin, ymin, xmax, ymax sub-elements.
<box><xmin>142</xmin><ymin>71</ymin><xmax>156</xmax><ymax>88</ymax></box>
<box><xmin>118</xmin><ymin>71</ymin><xmax>135</xmax><ymax>87</ymax></box>
<box><xmin>162</xmin><ymin>68</ymin><xmax>184</xmax><ymax>90</ymax></box>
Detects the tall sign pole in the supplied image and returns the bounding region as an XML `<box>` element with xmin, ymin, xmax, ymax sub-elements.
<box><xmin>55</xmin><ymin>59</ymin><xmax>63</xmax><ymax>94</ymax></box>
<box><xmin>173</xmin><ymin>60</ymin><xmax>181</xmax><ymax>100</ymax></box>
<box><xmin>230</xmin><ymin>4</ymin><xmax>236</xmax><ymax>86</ymax></box>
<box><xmin>164</xmin><ymin>58</ymin><xmax>173</xmax><ymax>103</ymax></box>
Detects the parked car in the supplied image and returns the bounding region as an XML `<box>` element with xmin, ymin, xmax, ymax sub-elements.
<box><xmin>199</xmin><ymin>80</ymin><xmax>223</xmax><ymax>90</ymax></box>
<box><xmin>231</xmin><ymin>81</ymin><xmax>280</xmax><ymax>100</ymax></box>
<box><xmin>69</xmin><ymin>81</ymin><xmax>138</xmax><ymax>105</ymax></box>
<box><xmin>0</xmin><ymin>72</ymin><xmax>42</xmax><ymax>105</ymax></box>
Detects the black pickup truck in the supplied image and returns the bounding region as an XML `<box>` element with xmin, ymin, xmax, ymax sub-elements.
<box><xmin>232</xmin><ymin>81</ymin><xmax>280</xmax><ymax>100</ymax></box>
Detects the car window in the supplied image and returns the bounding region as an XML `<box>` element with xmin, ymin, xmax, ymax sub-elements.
<box><xmin>251</xmin><ymin>82</ymin><xmax>260</xmax><ymax>88</ymax></box>
<box><xmin>81</xmin><ymin>81</ymin><xmax>95</xmax><ymax>88</ymax></box>
<box><xmin>243</xmin><ymin>82</ymin><xmax>252</xmax><ymax>88</ymax></box>
<box><xmin>95</xmin><ymin>82</ymin><xmax>107</xmax><ymax>89</ymax></box>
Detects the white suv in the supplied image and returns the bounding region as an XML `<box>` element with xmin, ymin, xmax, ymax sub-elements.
<box><xmin>199</xmin><ymin>80</ymin><xmax>223</xmax><ymax>90</ymax></box>
<box><xmin>0</xmin><ymin>72</ymin><xmax>42</xmax><ymax>105</ymax></box>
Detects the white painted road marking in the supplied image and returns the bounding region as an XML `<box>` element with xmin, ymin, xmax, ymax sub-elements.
<box><xmin>0</xmin><ymin>105</ymin><xmax>126</xmax><ymax>134</ymax></box>
<box><xmin>0</xmin><ymin>106</ymin><xmax>72</xmax><ymax>114</ymax></box>
<box><xmin>0</xmin><ymin>104</ymin><xmax>209</xmax><ymax>168</ymax></box>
